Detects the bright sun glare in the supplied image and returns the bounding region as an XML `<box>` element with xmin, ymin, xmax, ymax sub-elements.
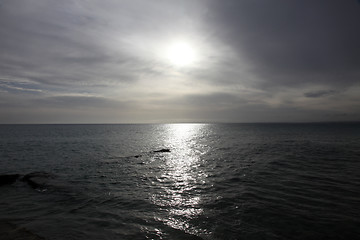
<box><xmin>165</xmin><ymin>42</ymin><xmax>197</xmax><ymax>67</ymax></box>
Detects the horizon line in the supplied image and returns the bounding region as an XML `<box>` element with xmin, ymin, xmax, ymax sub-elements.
<box><xmin>1</xmin><ymin>121</ymin><xmax>359</xmax><ymax>125</ymax></box>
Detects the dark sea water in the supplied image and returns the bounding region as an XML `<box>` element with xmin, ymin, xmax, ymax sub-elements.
<box><xmin>0</xmin><ymin>123</ymin><xmax>360</xmax><ymax>240</ymax></box>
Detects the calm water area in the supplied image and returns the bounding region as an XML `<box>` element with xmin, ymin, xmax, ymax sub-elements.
<box><xmin>0</xmin><ymin>123</ymin><xmax>360</xmax><ymax>239</ymax></box>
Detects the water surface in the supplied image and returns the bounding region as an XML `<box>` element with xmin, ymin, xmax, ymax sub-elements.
<box><xmin>0</xmin><ymin>123</ymin><xmax>360</xmax><ymax>239</ymax></box>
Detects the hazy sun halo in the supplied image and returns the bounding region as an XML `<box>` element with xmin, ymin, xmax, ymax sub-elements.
<box><xmin>165</xmin><ymin>42</ymin><xmax>197</xmax><ymax>67</ymax></box>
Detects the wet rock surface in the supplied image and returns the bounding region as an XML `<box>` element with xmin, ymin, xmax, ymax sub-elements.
<box><xmin>22</xmin><ymin>172</ymin><xmax>55</xmax><ymax>190</ymax></box>
<box><xmin>0</xmin><ymin>221</ymin><xmax>45</xmax><ymax>240</ymax></box>
<box><xmin>0</xmin><ymin>174</ymin><xmax>20</xmax><ymax>186</ymax></box>
<box><xmin>0</xmin><ymin>172</ymin><xmax>57</xmax><ymax>191</ymax></box>
<box><xmin>152</xmin><ymin>148</ymin><xmax>171</xmax><ymax>153</ymax></box>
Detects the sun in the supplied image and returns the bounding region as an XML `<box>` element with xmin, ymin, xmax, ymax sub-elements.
<box><xmin>165</xmin><ymin>41</ymin><xmax>197</xmax><ymax>67</ymax></box>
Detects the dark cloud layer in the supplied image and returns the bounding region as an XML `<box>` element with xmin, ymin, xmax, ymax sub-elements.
<box><xmin>304</xmin><ymin>90</ymin><xmax>337</xmax><ymax>98</ymax></box>
<box><xmin>207</xmin><ymin>0</ymin><xmax>360</xmax><ymax>88</ymax></box>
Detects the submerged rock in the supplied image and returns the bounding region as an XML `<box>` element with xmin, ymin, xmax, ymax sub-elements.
<box><xmin>0</xmin><ymin>221</ymin><xmax>45</xmax><ymax>240</ymax></box>
<box><xmin>153</xmin><ymin>148</ymin><xmax>171</xmax><ymax>153</ymax></box>
<box><xmin>124</xmin><ymin>148</ymin><xmax>171</xmax><ymax>159</ymax></box>
<box><xmin>0</xmin><ymin>174</ymin><xmax>20</xmax><ymax>186</ymax></box>
<box><xmin>0</xmin><ymin>172</ymin><xmax>65</xmax><ymax>192</ymax></box>
<box><xmin>22</xmin><ymin>172</ymin><xmax>54</xmax><ymax>190</ymax></box>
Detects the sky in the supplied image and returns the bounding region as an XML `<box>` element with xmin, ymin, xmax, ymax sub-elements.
<box><xmin>1</xmin><ymin>0</ymin><xmax>360</xmax><ymax>123</ymax></box>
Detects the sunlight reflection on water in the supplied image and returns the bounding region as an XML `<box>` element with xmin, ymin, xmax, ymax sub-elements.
<box><xmin>151</xmin><ymin>124</ymin><xmax>210</xmax><ymax>234</ymax></box>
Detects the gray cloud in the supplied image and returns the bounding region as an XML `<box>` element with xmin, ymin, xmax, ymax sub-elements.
<box><xmin>181</xmin><ymin>93</ymin><xmax>245</xmax><ymax>107</ymax></box>
<box><xmin>206</xmin><ymin>0</ymin><xmax>360</xmax><ymax>88</ymax></box>
<box><xmin>0</xmin><ymin>0</ymin><xmax>161</xmax><ymax>90</ymax></box>
<box><xmin>0</xmin><ymin>0</ymin><xmax>359</xmax><ymax>123</ymax></box>
<box><xmin>34</xmin><ymin>95</ymin><xmax>124</xmax><ymax>109</ymax></box>
<box><xmin>304</xmin><ymin>90</ymin><xmax>337</xmax><ymax>98</ymax></box>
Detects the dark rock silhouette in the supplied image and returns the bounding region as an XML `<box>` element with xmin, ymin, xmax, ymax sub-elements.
<box><xmin>130</xmin><ymin>149</ymin><xmax>171</xmax><ymax>158</ymax></box>
<box><xmin>22</xmin><ymin>172</ymin><xmax>54</xmax><ymax>190</ymax></box>
<box><xmin>0</xmin><ymin>221</ymin><xmax>45</xmax><ymax>240</ymax></box>
<box><xmin>153</xmin><ymin>148</ymin><xmax>171</xmax><ymax>153</ymax></box>
<box><xmin>0</xmin><ymin>172</ymin><xmax>66</xmax><ymax>192</ymax></box>
<box><xmin>0</xmin><ymin>174</ymin><xmax>20</xmax><ymax>186</ymax></box>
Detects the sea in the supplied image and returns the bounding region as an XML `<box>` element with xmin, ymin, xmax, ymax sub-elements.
<box><xmin>0</xmin><ymin>123</ymin><xmax>359</xmax><ymax>240</ymax></box>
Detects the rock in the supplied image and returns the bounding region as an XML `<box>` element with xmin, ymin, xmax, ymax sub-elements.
<box><xmin>0</xmin><ymin>221</ymin><xmax>45</xmax><ymax>240</ymax></box>
<box><xmin>0</xmin><ymin>174</ymin><xmax>20</xmax><ymax>186</ymax></box>
<box><xmin>153</xmin><ymin>148</ymin><xmax>171</xmax><ymax>153</ymax></box>
<box><xmin>22</xmin><ymin>172</ymin><xmax>54</xmax><ymax>190</ymax></box>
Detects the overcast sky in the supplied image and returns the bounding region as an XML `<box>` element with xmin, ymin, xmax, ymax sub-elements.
<box><xmin>1</xmin><ymin>0</ymin><xmax>359</xmax><ymax>123</ymax></box>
